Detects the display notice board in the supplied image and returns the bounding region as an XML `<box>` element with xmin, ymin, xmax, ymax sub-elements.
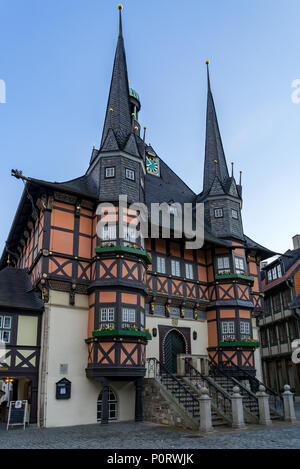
<box><xmin>6</xmin><ymin>400</ymin><xmax>28</xmax><ymax>430</ymax></box>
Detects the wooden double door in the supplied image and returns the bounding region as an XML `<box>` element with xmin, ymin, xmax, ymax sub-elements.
<box><xmin>164</xmin><ymin>331</ymin><xmax>186</xmax><ymax>374</ymax></box>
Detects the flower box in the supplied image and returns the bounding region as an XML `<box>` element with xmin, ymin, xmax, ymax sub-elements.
<box><xmin>218</xmin><ymin>340</ymin><xmax>260</xmax><ymax>348</ymax></box>
<box><xmin>215</xmin><ymin>273</ymin><xmax>254</xmax><ymax>284</ymax></box>
<box><xmin>95</xmin><ymin>245</ymin><xmax>152</xmax><ymax>265</ymax></box>
<box><xmin>92</xmin><ymin>329</ymin><xmax>152</xmax><ymax>340</ymax></box>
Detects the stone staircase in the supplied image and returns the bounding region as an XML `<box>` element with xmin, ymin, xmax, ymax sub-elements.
<box><xmin>210</xmin><ymin>374</ymin><xmax>283</xmax><ymax>422</ymax></box>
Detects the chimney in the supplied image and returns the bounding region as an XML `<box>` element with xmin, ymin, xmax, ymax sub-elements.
<box><xmin>292</xmin><ymin>235</ymin><xmax>300</xmax><ymax>250</ymax></box>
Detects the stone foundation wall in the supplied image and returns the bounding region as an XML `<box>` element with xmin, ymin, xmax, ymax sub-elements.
<box><xmin>142</xmin><ymin>378</ymin><xmax>198</xmax><ymax>430</ymax></box>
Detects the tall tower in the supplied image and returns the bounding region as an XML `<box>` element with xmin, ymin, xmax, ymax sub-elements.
<box><xmin>198</xmin><ymin>62</ymin><xmax>243</xmax><ymax>241</ymax></box>
<box><xmin>85</xmin><ymin>5</ymin><xmax>151</xmax><ymax>424</ymax></box>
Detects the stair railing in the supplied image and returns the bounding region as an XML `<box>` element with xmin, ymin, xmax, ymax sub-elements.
<box><xmin>184</xmin><ymin>359</ymin><xmax>232</xmax><ymax>420</ymax></box>
<box><xmin>146</xmin><ymin>357</ymin><xmax>200</xmax><ymax>421</ymax></box>
<box><xmin>220</xmin><ymin>358</ymin><xmax>284</xmax><ymax>414</ymax></box>
<box><xmin>208</xmin><ymin>356</ymin><xmax>260</xmax><ymax>417</ymax></box>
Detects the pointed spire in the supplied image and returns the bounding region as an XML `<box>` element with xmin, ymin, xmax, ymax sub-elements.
<box><xmin>100</xmin><ymin>5</ymin><xmax>132</xmax><ymax>150</ymax></box>
<box><xmin>203</xmin><ymin>61</ymin><xmax>229</xmax><ymax>194</ymax></box>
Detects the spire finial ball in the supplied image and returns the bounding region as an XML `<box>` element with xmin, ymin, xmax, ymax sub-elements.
<box><xmin>206</xmin><ymin>60</ymin><xmax>210</xmax><ymax>65</ymax></box>
<box><xmin>118</xmin><ymin>4</ymin><xmax>123</xmax><ymax>10</ymax></box>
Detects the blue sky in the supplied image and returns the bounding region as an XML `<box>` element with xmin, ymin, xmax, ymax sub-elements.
<box><xmin>0</xmin><ymin>0</ymin><xmax>299</xmax><ymax>255</ymax></box>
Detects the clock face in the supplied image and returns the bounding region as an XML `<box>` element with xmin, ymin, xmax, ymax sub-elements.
<box><xmin>146</xmin><ymin>156</ymin><xmax>160</xmax><ymax>177</ymax></box>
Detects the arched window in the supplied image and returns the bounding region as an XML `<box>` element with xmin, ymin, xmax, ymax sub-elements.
<box><xmin>97</xmin><ymin>387</ymin><xmax>118</xmax><ymax>422</ymax></box>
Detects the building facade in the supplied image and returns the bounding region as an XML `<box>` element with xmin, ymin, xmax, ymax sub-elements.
<box><xmin>0</xmin><ymin>8</ymin><xmax>277</xmax><ymax>427</ymax></box>
<box><xmin>259</xmin><ymin>235</ymin><xmax>300</xmax><ymax>395</ymax></box>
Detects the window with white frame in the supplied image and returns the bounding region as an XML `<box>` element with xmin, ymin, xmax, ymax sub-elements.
<box><xmin>240</xmin><ymin>321</ymin><xmax>251</xmax><ymax>339</ymax></box>
<box><xmin>232</xmin><ymin>209</ymin><xmax>238</xmax><ymax>219</ymax></box>
<box><xmin>0</xmin><ymin>315</ymin><xmax>12</xmax><ymax>344</ymax></box>
<box><xmin>222</xmin><ymin>321</ymin><xmax>235</xmax><ymax>340</ymax></box>
<box><xmin>105</xmin><ymin>167</ymin><xmax>115</xmax><ymax>178</ymax></box>
<box><xmin>234</xmin><ymin>256</ymin><xmax>245</xmax><ymax>274</ymax></box>
<box><xmin>214</xmin><ymin>208</ymin><xmax>223</xmax><ymax>218</ymax></box>
<box><xmin>123</xmin><ymin>225</ymin><xmax>136</xmax><ymax>243</ymax></box>
<box><xmin>101</xmin><ymin>224</ymin><xmax>117</xmax><ymax>241</ymax></box>
<box><xmin>100</xmin><ymin>308</ymin><xmax>115</xmax><ymax>328</ymax></box>
<box><xmin>122</xmin><ymin>308</ymin><xmax>136</xmax><ymax>324</ymax></box>
<box><xmin>140</xmin><ymin>311</ymin><xmax>145</xmax><ymax>327</ymax></box>
<box><xmin>185</xmin><ymin>263</ymin><xmax>194</xmax><ymax>279</ymax></box>
<box><xmin>157</xmin><ymin>256</ymin><xmax>166</xmax><ymax>274</ymax></box>
<box><xmin>216</xmin><ymin>256</ymin><xmax>230</xmax><ymax>274</ymax></box>
<box><xmin>171</xmin><ymin>259</ymin><xmax>181</xmax><ymax>277</ymax></box>
<box><xmin>125</xmin><ymin>169</ymin><xmax>135</xmax><ymax>181</ymax></box>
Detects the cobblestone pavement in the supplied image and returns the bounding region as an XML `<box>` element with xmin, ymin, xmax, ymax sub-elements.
<box><xmin>0</xmin><ymin>404</ymin><xmax>299</xmax><ymax>449</ymax></box>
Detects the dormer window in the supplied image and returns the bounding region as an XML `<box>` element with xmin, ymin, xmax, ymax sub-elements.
<box><xmin>267</xmin><ymin>264</ymin><xmax>282</xmax><ymax>283</ymax></box>
<box><xmin>232</xmin><ymin>209</ymin><xmax>238</xmax><ymax>219</ymax></box>
<box><xmin>234</xmin><ymin>256</ymin><xmax>245</xmax><ymax>274</ymax></box>
<box><xmin>125</xmin><ymin>169</ymin><xmax>135</xmax><ymax>181</ymax></box>
<box><xmin>214</xmin><ymin>208</ymin><xmax>223</xmax><ymax>218</ymax></box>
<box><xmin>105</xmin><ymin>167</ymin><xmax>115</xmax><ymax>178</ymax></box>
<box><xmin>216</xmin><ymin>256</ymin><xmax>230</xmax><ymax>274</ymax></box>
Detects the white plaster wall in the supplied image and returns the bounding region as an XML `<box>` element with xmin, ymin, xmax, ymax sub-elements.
<box><xmin>145</xmin><ymin>316</ymin><xmax>208</xmax><ymax>360</ymax></box>
<box><xmin>252</xmin><ymin>318</ymin><xmax>263</xmax><ymax>382</ymax></box>
<box><xmin>43</xmin><ymin>291</ymin><xmax>135</xmax><ymax>427</ymax></box>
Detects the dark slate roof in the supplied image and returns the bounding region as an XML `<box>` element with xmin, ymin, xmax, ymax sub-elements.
<box><xmin>0</xmin><ymin>268</ymin><xmax>44</xmax><ymax>311</ymax></box>
<box><xmin>100</xmin><ymin>10</ymin><xmax>132</xmax><ymax>151</ymax></box>
<box><xmin>27</xmin><ymin>174</ymin><xmax>98</xmax><ymax>200</ymax></box>
<box><xmin>144</xmin><ymin>153</ymin><xmax>232</xmax><ymax>248</ymax></box>
<box><xmin>145</xmin><ymin>157</ymin><xmax>196</xmax><ymax>206</ymax></box>
<box><xmin>203</xmin><ymin>64</ymin><xmax>230</xmax><ymax>195</ymax></box>
<box><xmin>290</xmin><ymin>293</ymin><xmax>300</xmax><ymax>310</ymax></box>
<box><xmin>261</xmin><ymin>247</ymin><xmax>300</xmax><ymax>272</ymax></box>
<box><xmin>243</xmin><ymin>235</ymin><xmax>278</xmax><ymax>260</ymax></box>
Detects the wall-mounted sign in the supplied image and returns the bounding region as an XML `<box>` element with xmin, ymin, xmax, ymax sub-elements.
<box><xmin>56</xmin><ymin>378</ymin><xmax>71</xmax><ymax>400</ymax></box>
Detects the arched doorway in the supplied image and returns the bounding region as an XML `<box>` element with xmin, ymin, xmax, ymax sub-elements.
<box><xmin>164</xmin><ymin>330</ymin><xmax>186</xmax><ymax>374</ymax></box>
<box><xmin>97</xmin><ymin>387</ymin><xmax>118</xmax><ymax>422</ymax></box>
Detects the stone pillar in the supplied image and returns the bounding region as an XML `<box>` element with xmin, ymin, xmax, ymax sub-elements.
<box><xmin>231</xmin><ymin>386</ymin><xmax>246</xmax><ymax>429</ymax></box>
<box><xmin>177</xmin><ymin>355</ymin><xmax>185</xmax><ymax>377</ymax></box>
<box><xmin>256</xmin><ymin>385</ymin><xmax>272</xmax><ymax>425</ymax></box>
<box><xmin>199</xmin><ymin>387</ymin><xmax>214</xmax><ymax>433</ymax></box>
<box><xmin>135</xmin><ymin>378</ymin><xmax>143</xmax><ymax>422</ymax></box>
<box><xmin>282</xmin><ymin>384</ymin><xmax>297</xmax><ymax>423</ymax></box>
<box><xmin>101</xmin><ymin>378</ymin><xmax>109</xmax><ymax>425</ymax></box>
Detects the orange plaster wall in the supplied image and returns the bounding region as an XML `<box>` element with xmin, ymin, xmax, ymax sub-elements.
<box><xmin>121</xmin><ymin>293</ymin><xmax>137</xmax><ymax>304</ymax></box>
<box><xmin>249</xmin><ymin>261</ymin><xmax>258</xmax><ymax>276</ymax></box>
<box><xmin>208</xmin><ymin>321</ymin><xmax>218</xmax><ymax>347</ymax></box>
<box><xmin>99</xmin><ymin>292</ymin><xmax>116</xmax><ymax>303</ymax></box>
<box><xmin>49</xmin><ymin>257</ymin><xmax>72</xmax><ymax>276</ymax></box>
<box><xmin>234</xmin><ymin>248</ymin><xmax>245</xmax><ymax>256</ymax></box>
<box><xmin>170</xmin><ymin>242</ymin><xmax>180</xmax><ymax>257</ymax></box>
<box><xmin>294</xmin><ymin>270</ymin><xmax>300</xmax><ymax>295</ymax></box>
<box><xmin>51</xmin><ymin>208</ymin><xmax>74</xmax><ymax>231</ymax></box>
<box><xmin>238</xmin><ymin>310</ymin><xmax>251</xmax><ymax>319</ymax></box>
<box><xmin>198</xmin><ymin>266</ymin><xmax>207</xmax><ymax>282</ymax></box>
<box><xmin>197</xmin><ymin>250</ymin><xmax>206</xmax><ymax>264</ymax></box>
<box><xmin>100</xmin><ymin>260</ymin><xmax>117</xmax><ymax>278</ymax></box>
<box><xmin>88</xmin><ymin>306</ymin><xmax>95</xmax><ymax>337</ymax></box>
<box><xmin>140</xmin><ymin>296</ymin><xmax>145</xmax><ymax>308</ymax></box>
<box><xmin>183</xmin><ymin>249</ymin><xmax>193</xmax><ymax>261</ymax></box>
<box><xmin>155</xmin><ymin>240</ymin><xmax>166</xmax><ymax>254</ymax></box>
<box><xmin>79</xmin><ymin>217</ymin><xmax>92</xmax><ymax>236</ymax></box>
<box><xmin>50</xmin><ymin>230</ymin><xmax>73</xmax><ymax>255</ymax></box>
<box><xmin>207</xmin><ymin>311</ymin><xmax>216</xmax><ymax>320</ymax></box>
<box><xmin>219</xmin><ymin>310</ymin><xmax>236</xmax><ymax>318</ymax></box>
<box><xmin>207</xmin><ymin>266</ymin><xmax>214</xmax><ymax>282</ymax></box>
<box><xmin>89</xmin><ymin>293</ymin><xmax>95</xmax><ymax>307</ymax></box>
<box><xmin>78</xmin><ymin>236</ymin><xmax>92</xmax><ymax>258</ymax></box>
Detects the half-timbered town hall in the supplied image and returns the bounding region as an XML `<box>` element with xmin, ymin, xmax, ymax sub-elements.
<box><xmin>0</xmin><ymin>6</ymin><xmax>281</xmax><ymax>428</ymax></box>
